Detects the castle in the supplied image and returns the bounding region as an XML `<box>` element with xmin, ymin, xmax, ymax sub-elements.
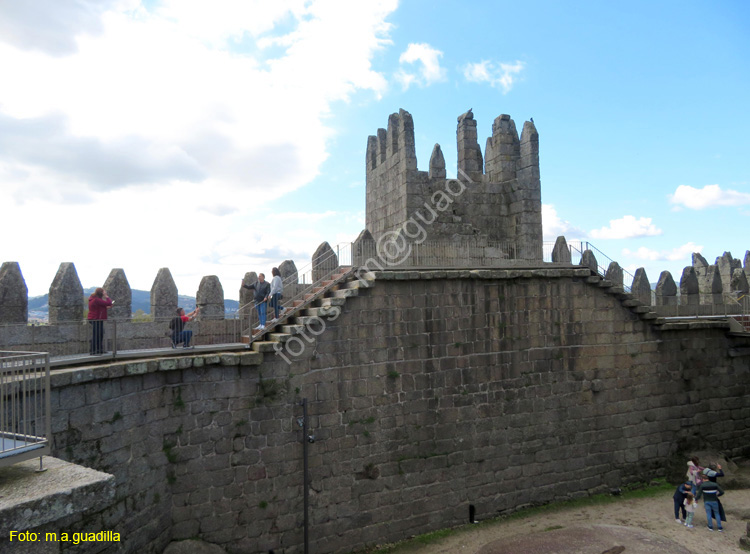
<box><xmin>1</xmin><ymin>110</ymin><xmax>749</xmax><ymax>554</ymax></box>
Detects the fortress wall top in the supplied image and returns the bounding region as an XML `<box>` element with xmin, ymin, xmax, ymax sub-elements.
<box><xmin>365</xmin><ymin>108</ymin><xmax>543</xmax><ymax>254</ymax></box>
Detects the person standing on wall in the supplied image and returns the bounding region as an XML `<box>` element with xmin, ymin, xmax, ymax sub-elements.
<box><xmin>88</xmin><ymin>287</ymin><xmax>113</xmax><ymax>355</ymax></box>
<box><xmin>268</xmin><ymin>267</ymin><xmax>285</xmax><ymax>322</ymax></box>
<box><xmin>242</xmin><ymin>273</ymin><xmax>271</xmax><ymax>331</ymax></box>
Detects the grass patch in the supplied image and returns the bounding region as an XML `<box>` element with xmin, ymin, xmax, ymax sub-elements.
<box><xmin>363</xmin><ymin>479</ymin><xmax>672</xmax><ymax>553</ymax></box>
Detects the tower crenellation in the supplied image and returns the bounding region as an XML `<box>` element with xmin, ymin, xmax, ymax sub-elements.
<box><xmin>366</xmin><ymin>108</ymin><xmax>543</xmax><ymax>260</ymax></box>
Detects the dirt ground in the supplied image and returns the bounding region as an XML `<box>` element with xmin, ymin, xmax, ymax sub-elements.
<box><xmin>380</xmin><ymin>458</ymin><xmax>750</xmax><ymax>554</ymax></box>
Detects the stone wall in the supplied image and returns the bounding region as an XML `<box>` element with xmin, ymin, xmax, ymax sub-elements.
<box><xmin>35</xmin><ymin>271</ymin><xmax>750</xmax><ymax>553</ymax></box>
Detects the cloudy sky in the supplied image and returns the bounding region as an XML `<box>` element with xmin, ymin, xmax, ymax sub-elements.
<box><xmin>1</xmin><ymin>0</ymin><xmax>748</xmax><ymax>299</ymax></box>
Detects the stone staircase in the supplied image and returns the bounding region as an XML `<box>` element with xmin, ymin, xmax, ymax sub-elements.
<box><xmin>581</xmin><ymin>272</ymin><xmax>664</xmax><ymax>326</ymax></box>
<box><xmin>242</xmin><ymin>267</ymin><xmax>375</xmax><ymax>353</ymax></box>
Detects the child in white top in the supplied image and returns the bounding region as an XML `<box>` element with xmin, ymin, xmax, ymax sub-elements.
<box><xmin>683</xmin><ymin>492</ymin><xmax>697</xmax><ymax>528</ymax></box>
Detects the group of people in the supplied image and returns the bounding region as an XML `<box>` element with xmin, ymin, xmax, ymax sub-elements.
<box><xmin>87</xmin><ymin>287</ymin><xmax>199</xmax><ymax>352</ymax></box>
<box><xmin>86</xmin><ymin>268</ymin><xmax>286</xmax><ymax>354</ymax></box>
<box><xmin>673</xmin><ymin>456</ymin><xmax>726</xmax><ymax>531</ymax></box>
<box><xmin>242</xmin><ymin>267</ymin><xmax>284</xmax><ymax>331</ymax></box>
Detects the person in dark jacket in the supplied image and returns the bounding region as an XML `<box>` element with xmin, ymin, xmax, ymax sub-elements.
<box><xmin>673</xmin><ymin>481</ymin><xmax>691</xmax><ymax>523</ymax></box>
<box><xmin>87</xmin><ymin>287</ymin><xmax>113</xmax><ymax>355</ymax></box>
<box><xmin>703</xmin><ymin>464</ymin><xmax>727</xmax><ymax>524</ymax></box>
<box><xmin>242</xmin><ymin>273</ymin><xmax>271</xmax><ymax>330</ymax></box>
<box><xmin>696</xmin><ymin>479</ymin><xmax>725</xmax><ymax>531</ymax></box>
<box><xmin>170</xmin><ymin>307</ymin><xmax>199</xmax><ymax>348</ymax></box>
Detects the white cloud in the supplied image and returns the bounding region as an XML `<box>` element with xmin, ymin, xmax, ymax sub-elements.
<box><xmin>669</xmin><ymin>184</ymin><xmax>750</xmax><ymax>210</ymax></box>
<box><xmin>0</xmin><ymin>0</ymin><xmax>396</xmax><ymax>298</ymax></box>
<box><xmin>589</xmin><ymin>215</ymin><xmax>662</xmax><ymax>239</ymax></box>
<box><xmin>542</xmin><ymin>204</ymin><xmax>585</xmax><ymax>241</ymax></box>
<box><xmin>396</xmin><ymin>43</ymin><xmax>446</xmax><ymax>90</ymax></box>
<box><xmin>622</xmin><ymin>242</ymin><xmax>703</xmax><ymax>262</ymax></box>
<box><xmin>463</xmin><ymin>60</ymin><xmax>524</xmax><ymax>93</ymax></box>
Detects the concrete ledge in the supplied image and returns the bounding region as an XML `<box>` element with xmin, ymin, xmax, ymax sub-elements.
<box><xmin>0</xmin><ymin>456</ymin><xmax>115</xmax><ymax>531</ymax></box>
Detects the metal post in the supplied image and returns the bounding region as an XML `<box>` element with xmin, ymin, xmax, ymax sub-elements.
<box><xmin>111</xmin><ymin>319</ymin><xmax>117</xmax><ymax>358</ymax></box>
<box><xmin>302</xmin><ymin>398</ymin><xmax>309</xmax><ymax>554</ymax></box>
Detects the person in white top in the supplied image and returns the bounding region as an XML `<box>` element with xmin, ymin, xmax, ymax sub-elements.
<box><xmin>268</xmin><ymin>267</ymin><xmax>285</xmax><ymax>322</ymax></box>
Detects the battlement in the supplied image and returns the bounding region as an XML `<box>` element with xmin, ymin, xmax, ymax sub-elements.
<box><xmin>365</xmin><ymin>108</ymin><xmax>543</xmax><ymax>258</ymax></box>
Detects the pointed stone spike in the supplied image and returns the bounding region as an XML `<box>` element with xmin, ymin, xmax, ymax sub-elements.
<box><xmin>312</xmin><ymin>242</ymin><xmax>338</xmax><ymax>282</ymax></box>
<box><xmin>631</xmin><ymin>268</ymin><xmax>651</xmax><ymax>306</ymax></box>
<box><xmin>353</xmin><ymin>229</ymin><xmax>376</xmax><ymax>266</ymax></box>
<box><xmin>366</xmin><ymin>135</ymin><xmax>378</xmax><ymax>172</ymax></box>
<box><xmin>197</xmin><ymin>275</ymin><xmax>225</xmax><ymax>320</ymax></box>
<box><xmin>429</xmin><ymin>144</ymin><xmax>446</xmax><ymax>180</ymax></box>
<box><xmin>655</xmin><ymin>271</ymin><xmax>677</xmax><ymax>306</ymax></box>
<box><xmin>104</xmin><ymin>268</ymin><xmax>132</xmax><ymax>320</ymax></box>
<box><xmin>239</xmin><ymin>271</ymin><xmax>258</xmax><ymax>318</ymax></box>
<box><xmin>580</xmin><ymin>250</ymin><xmax>598</xmax><ymax>274</ymax></box>
<box><xmin>279</xmin><ymin>260</ymin><xmax>300</xmax><ymax>300</ymax></box>
<box><xmin>0</xmin><ymin>262</ymin><xmax>28</xmax><ymax>324</ymax></box>
<box><xmin>150</xmin><ymin>268</ymin><xmax>178</xmax><ymax>319</ymax></box>
<box><xmin>744</xmin><ymin>250</ymin><xmax>750</xmax><ymax>271</ymax></box>
<box><xmin>551</xmin><ymin>236</ymin><xmax>571</xmax><ymax>263</ymax></box>
<box><xmin>680</xmin><ymin>266</ymin><xmax>700</xmax><ymax>305</ymax></box>
<box><xmin>692</xmin><ymin>252</ymin><xmax>708</xmax><ymax>269</ymax></box>
<box><xmin>716</xmin><ymin>251</ymin><xmax>741</xmax><ymax>293</ymax></box>
<box><xmin>457</xmin><ymin>110</ymin><xmax>483</xmax><ymax>177</ymax></box>
<box><xmin>605</xmin><ymin>262</ymin><xmax>624</xmax><ymax>288</ymax></box>
<box><xmin>49</xmin><ymin>262</ymin><xmax>84</xmax><ymax>323</ymax></box>
<box><xmin>730</xmin><ymin>268</ymin><xmax>749</xmax><ymax>294</ymax></box>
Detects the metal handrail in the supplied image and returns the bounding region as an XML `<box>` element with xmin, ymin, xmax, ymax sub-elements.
<box><xmin>0</xmin><ymin>350</ymin><xmax>51</xmax><ymax>469</ymax></box>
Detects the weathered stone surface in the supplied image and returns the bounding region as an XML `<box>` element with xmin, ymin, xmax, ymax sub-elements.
<box><xmin>196</xmin><ymin>276</ymin><xmax>225</xmax><ymax>320</ymax></box>
<box><xmin>580</xmin><ymin>250</ymin><xmax>598</xmax><ymax>274</ymax></box>
<box><xmin>49</xmin><ymin>262</ymin><xmax>84</xmax><ymax>323</ymax></box>
<box><xmin>239</xmin><ymin>272</ymin><xmax>257</xmax><ymax>318</ymax></box>
<box><xmin>680</xmin><ymin>267</ymin><xmax>700</xmax><ymax>305</ymax></box>
<box><xmin>551</xmin><ymin>236</ymin><xmax>571</xmax><ymax>263</ymax></box>
<box><xmin>730</xmin><ymin>268</ymin><xmax>749</xmax><ymax>294</ymax></box>
<box><xmin>605</xmin><ymin>262</ymin><xmax>624</xmax><ymax>288</ymax></box>
<box><xmin>655</xmin><ymin>271</ymin><xmax>677</xmax><ymax>306</ymax></box>
<box><xmin>716</xmin><ymin>251</ymin><xmax>741</xmax><ymax>294</ymax></box>
<box><xmin>0</xmin><ymin>261</ymin><xmax>28</xmax><ymax>324</ymax></box>
<box><xmin>278</xmin><ymin>260</ymin><xmax>300</xmax><ymax>301</ymax></box>
<box><xmin>428</xmin><ymin>143</ymin><xmax>446</xmax><ymax>180</ymax></box>
<box><xmin>163</xmin><ymin>539</ymin><xmax>227</xmax><ymax>554</ymax></box>
<box><xmin>103</xmin><ymin>268</ymin><xmax>132</xmax><ymax>320</ymax></box>
<box><xmin>352</xmin><ymin>229</ymin><xmax>377</xmax><ymax>267</ymax></box>
<box><xmin>0</xmin><ymin>456</ymin><xmax>114</xmax><ymax>531</ymax></box>
<box><xmin>631</xmin><ymin>268</ymin><xmax>651</xmax><ymax>306</ymax></box>
<box><xmin>312</xmin><ymin>241</ymin><xmax>338</xmax><ymax>282</ymax></box>
<box><xmin>150</xmin><ymin>268</ymin><xmax>178</xmax><ymax>319</ymax></box>
<box><xmin>692</xmin><ymin>252</ymin><xmax>708</xmax><ymax>270</ymax></box>
<box><xmin>744</xmin><ymin>251</ymin><xmax>750</xmax><ymax>271</ymax></box>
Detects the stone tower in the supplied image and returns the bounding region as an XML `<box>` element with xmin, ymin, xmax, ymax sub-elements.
<box><xmin>365</xmin><ymin>109</ymin><xmax>543</xmax><ymax>261</ymax></box>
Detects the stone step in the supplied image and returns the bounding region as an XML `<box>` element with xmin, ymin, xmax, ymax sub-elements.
<box><xmin>252</xmin><ymin>341</ymin><xmax>277</xmax><ymax>353</ymax></box>
<box><xmin>333</xmin><ymin>288</ymin><xmax>359</xmax><ymax>298</ymax></box>
<box><xmin>316</xmin><ymin>297</ymin><xmax>346</xmax><ymax>307</ymax></box>
<box><xmin>598</xmin><ymin>279</ymin><xmax>613</xmax><ymax>288</ymax></box>
<box><xmin>303</xmin><ymin>306</ymin><xmax>341</xmax><ymax>318</ymax></box>
<box><xmin>281</xmin><ymin>324</ymin><xmax>304</xmax><ymax>335</ymax></box>
<box><xmin>632</xmin><ymin>305</ymin><xmax>651</xmax><ymax>314</ymax></box>
<box><xmin>586</xmin><ymin>276</ymin><xmax>601</xmax><ymax>284</ymax></box>
<box><xmin>339</xmin><ymin>279</ymin><xmax>369</xmax><ymax>290</ymax></box>
<box><xmin>622</xmin><ymin>299</ymin><xmax>642</xmax><ymax>308</ymax></box>
<box><xmin>268</xmin><ymin>333</ymin><xmax>293</xmax><ymax>342</ymax></box>
<box><xmin>294</xmin><ymin>316</ymin><xmax>321</xmax><ymax>326</ymax></box>
<box><xmin>639</xmin><ymin>312</ymin><xmax>658</xmax><ymax>320</ymax></box>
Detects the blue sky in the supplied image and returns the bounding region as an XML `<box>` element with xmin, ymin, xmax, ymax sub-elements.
<box><xmin>1</xmin><ymin>0</ymin><xmax>748</xmax><ymax>300</ymax></box>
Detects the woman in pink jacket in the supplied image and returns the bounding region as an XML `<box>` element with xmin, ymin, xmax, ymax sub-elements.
<box><xmin>88</xmin><ymin>287</ymin><xmax>113</xmax><ymax>355</ymax></box>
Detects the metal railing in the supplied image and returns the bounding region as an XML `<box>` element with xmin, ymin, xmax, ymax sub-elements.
<box><xmin>236</xmin><ymin>243</ymin><xmax>355</xmax><ymax>340</ymax></box>
<box><xmin>567</xmin><ymin>240</ymin><xmax>637</xmax><ymax>293</ymax></box>
<box><xmin>0</xmin><ymin>317</ymin><xmax>242</xmax><ymax>359</ymax></box>
<box><xmin>0</xmin><ymin>351</ymin><xmax>51</xmax><ymax>468</ymax></box>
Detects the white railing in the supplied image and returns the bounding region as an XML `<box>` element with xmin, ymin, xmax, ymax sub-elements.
<box><xmin>0</xmin><ymin>351</ymin><xmax>51</xmax><ymax>468</ymax></box>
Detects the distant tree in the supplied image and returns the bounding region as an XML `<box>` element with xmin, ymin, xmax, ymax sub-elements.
<box><xmin>132</xmin><ymin>309</ymin><xmax>154</xmax><ymax>323</ymax></box>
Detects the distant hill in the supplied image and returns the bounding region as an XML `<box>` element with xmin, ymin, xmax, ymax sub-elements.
<box><xmin>28</xmin><ymin>288</ymin><xmax>239</xmax><ymax>319</ymax></box>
